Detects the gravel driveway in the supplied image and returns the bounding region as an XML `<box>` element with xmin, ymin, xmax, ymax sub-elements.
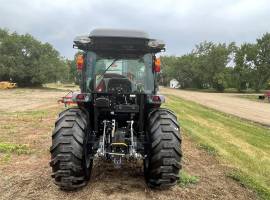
<box><xmin>161</xmin><ymin>88</ymin><xmax>270</xmax><ymax>126</ymax></box>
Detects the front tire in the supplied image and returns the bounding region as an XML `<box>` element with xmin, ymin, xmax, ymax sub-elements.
<box><xmin>144</xmin><ymin>108</ymin><xmax>182</xmax><ymax>188</ymax></box>
<box><xmin>50</xmin><ymin>107</ymin><xmax>92</xmax><ymax>190</ymax></box>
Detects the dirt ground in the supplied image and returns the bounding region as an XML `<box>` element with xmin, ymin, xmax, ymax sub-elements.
<box><xmin>0</xmin><ymin>89</ymin><xmax>257</xmax><ymax>200</ymax></box>
<box><xmin>161</xmin><ymin>87</ymin><xmax>270</xmax><ymax>126</ymax></box>
<box><xmin>0</xmin><ymin>88</ymin><xmax>66</xmax><ymax>112</ymax></box>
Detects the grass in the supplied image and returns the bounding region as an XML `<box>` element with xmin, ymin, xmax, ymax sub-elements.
<box><xmin>0</xmin><ymin>110</ymin><xmax>52</xmax><ymax>135</ymax></box>
<box><xmin>164</xmin><ymin>95</ymin><xmax>270</xmax><ymax>200</ymax></box>
<box><xmin>0</xmin><ymin>142</ymin><xmax>30</xmax><ymax>154</ymax></box>
<box><xmin>178</xmin><ymin>170</ymin><xmax>200</xmax><ymax>187</ymax></box>
<box><xmin>198</xmin><ymin>143</ymin><xmax>218</xmax><ymax>156</ymax></box>
<box><xmin>227</xmin><ymin>170</ymin><xmax>270</xmax><ymax>199</ymax></box>
<box><xmin>0</xmin><ymin>109</ymin><xmax>51</xmax><ymax>120</ymax></box>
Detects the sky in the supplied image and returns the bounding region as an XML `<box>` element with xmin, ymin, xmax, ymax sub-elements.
<box><xmin>0</xmin><ymin>0</ymin><xmax>269</xmax><ymax>59</ymax></box>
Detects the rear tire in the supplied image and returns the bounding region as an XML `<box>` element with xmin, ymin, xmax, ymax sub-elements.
<box><xmin>144</xmin><ymin>108</ymin><xmax>182</xmax><ymax>188</ymax></box>
<box><xmin>50</xmin><ymin>107</ymin><xmax>92</xmax><ymax>190</ymax></box>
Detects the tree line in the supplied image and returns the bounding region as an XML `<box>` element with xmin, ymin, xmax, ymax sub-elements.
<box><xmin>160</xmin><ymin>33</ymin><xmax>270</xmax><ymax>92</ymax></box>
<box><xmin>1</xmin><ymin>27</ymin><xmax>269</xmax><ymax>91</ymax></box>
<box><xmin>0</xmin><ymin>28</ymin><xmax>77</xmax><ymax>86</ymax></box>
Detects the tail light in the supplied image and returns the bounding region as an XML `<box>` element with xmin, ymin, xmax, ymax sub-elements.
<box><xmin>74</xmin><ymin>93</ymin><xmax>90</xmax><ymax>102</ymax></box>
<box><xmin>76</xmin><ymin>93</ymin><xmax>86</xmax><ymax>100</ymax></box>
<box><xmin>154</xmin><ymin>58</ymin><xmax>161</xmax><ymax>73</ymax></box>
<box><xmin>148</xmin><ymin>95</ymin><xmax>165</xmax><ymax>104</ymax></box>
<box><xmin>76</xmin><ymin>55</ymin><xmax>84</xmax><ymax>70</ymax></box>
<box><xmin>152</xmin><ymin>95</ymin><xmax>161</xmax><ymax>102</ymax></box>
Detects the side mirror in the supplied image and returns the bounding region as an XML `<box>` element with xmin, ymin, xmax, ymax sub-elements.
<box><xmin>154</xmin><ymin>58</ymin><xmax>161</xmax><ymax>73</ymax></box>
<box><xmin>76</xmin><ymin>55</ymin><xmax>84</xmax><ymax>71</ymax></box>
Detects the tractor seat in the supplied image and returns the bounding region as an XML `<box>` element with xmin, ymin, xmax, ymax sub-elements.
<box><xmin>107</xmin><ymin>78</ymin><xmax>132</xmax><ymax>93</ymax></box>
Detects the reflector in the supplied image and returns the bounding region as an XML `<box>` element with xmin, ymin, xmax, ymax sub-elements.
<box><xmin>76</xmin><ymin>93</ymin><xmax>85</xmax><ymax>100</ymax></box>
<box><xmin>154</xmin><ymin>58</ymin><xmax>161</xmax><ymax>73</ymax></box>
<box><xmin>76</xmin><ymin>55</ymin><xmax>84</xmax><ymax>70</ymax></box>
<box><xmin>152</xmin><ymin>95</ymin><xmax>161</xmax><ymax>102</ymax></box>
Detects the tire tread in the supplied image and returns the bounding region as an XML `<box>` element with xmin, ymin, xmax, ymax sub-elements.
<box><xmin>146</xmin><ymin>109</ymin><xmax>182</xmax><ymax>188</ymax></box>
<box><xmin>50</xmin><ymin>107</ymin><xmax>90</xmax><ymax>190</ymax></box>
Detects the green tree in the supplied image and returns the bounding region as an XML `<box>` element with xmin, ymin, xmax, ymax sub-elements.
<box><xmin>156</xmin><ymin>33</ymin><xmax>270</xmax><ymax>92</ymax></box>
<box><xmin>0</xmin><ymin>28</ymin><xmax>69</xmax><ymax>86</ymax></box>
<box><xmin>234</xmin><ymin>44</ymin><xmax>253</xmax><ymax>91</ymax></box>
<box><xmin>160</xmin><ymin>56</ymin><xmax>178</xmax><ymax>86</ymax></box>
<box><xmin>253</xmin><ymin>33</ymin><xmax>270</xmax><ymax>91</ymax></box>
<box><xmin>193</xmin><ymin>41</ymin><xmax>235</xmax><ymax>91</ymax></box>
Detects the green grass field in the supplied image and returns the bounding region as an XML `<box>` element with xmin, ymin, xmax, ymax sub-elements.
<box><xmin>164</xmin><ymin>95</ymin><xmax>270</xmax><ymax>200</ymax></box>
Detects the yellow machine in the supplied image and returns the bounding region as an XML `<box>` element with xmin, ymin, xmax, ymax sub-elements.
<box><xmin>0</xmin><ymin>81</ymin><xmax>17</xmax><ymax>89</ymax></box>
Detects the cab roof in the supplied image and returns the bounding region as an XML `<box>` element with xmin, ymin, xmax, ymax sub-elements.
<box><xmin>73</xmin><ymin>29</ymin><xmax>165</xmax><ymax>54</ymax></box>
<box><xmin>90</xmin><ymin>28</ymin><xmax>150</xmax><ymax>39</ymax></box>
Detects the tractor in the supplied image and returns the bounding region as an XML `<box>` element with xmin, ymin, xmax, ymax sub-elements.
<box><xmin>50</xmin><ymin>29</ymin><xmax>182</xmax><ymax>190</ymax></box>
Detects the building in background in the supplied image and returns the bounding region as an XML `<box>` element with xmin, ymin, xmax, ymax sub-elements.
<box><xmin>170</xmin><ymin>79</ymin><xmax>180</xmax><ymax>88</ymax></box>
